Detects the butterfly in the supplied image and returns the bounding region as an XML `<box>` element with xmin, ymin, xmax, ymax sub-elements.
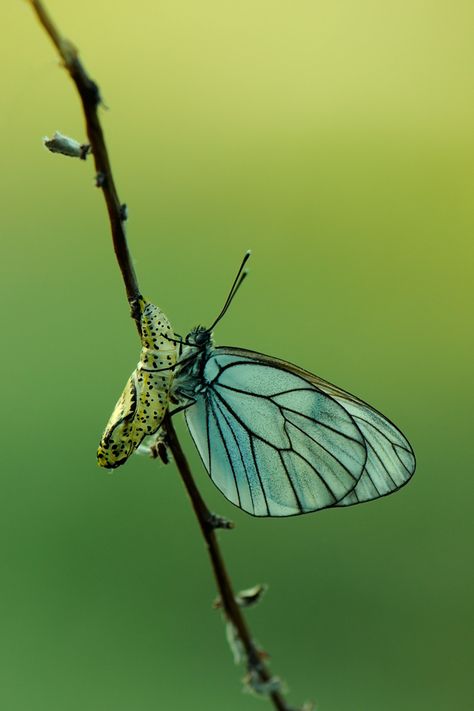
<box><xmin>171</xmin><ymin>253</ymin><xmax>415</xmax><ymax>516</ymax></box>
<box><xmin>98</xmin><ymin>253</ymin><xmax>416</xmax><ymax>517</ymax></box>
<box><xmin>97</xmin><ymin>297</ymin><xmax>177</xmax><ymax>469</ymax></box>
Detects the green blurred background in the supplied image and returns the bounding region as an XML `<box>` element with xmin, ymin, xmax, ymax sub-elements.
<box><xmin>1</xmin><ymin>2</ymin><xmax>472</xmax><ymax>709</ymax></box>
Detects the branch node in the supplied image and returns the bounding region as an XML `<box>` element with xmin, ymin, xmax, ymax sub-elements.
<box><xmin>79</xmin><ymin>143</ymin><xmax>91</xmax><ymax>160</ymax></box>
<box><xmin>244</xmin><ymin>668</ymin><xmax>283</xmax><ymax>698</ymax></box>
<box><xmin>59</xmin><ymin>37</ymin><xmax>78</xmax><ymax>67</ymax></box>
<box><xmin>95</xmin><ymin>171</ymin><xmax>106</xmax><ymax>188</ymax></box>
<box><xmin>86</xmin><ymin>77</ymin><xmax>101</xmax><ymax>107</ymax></box>
<box><xmin>207</xmin><ymin>512</ymin><xmax>235</xmax><ymax>530</ymax></box>
<box><xmin>129</xmin><ymin>295</ymin><xmax>143</xmax><ymax>324</ymax></box>
<box><xmin>120</xmin><ymin>203</ymin><xmax>128</xmax><ymax>221</ymax></box>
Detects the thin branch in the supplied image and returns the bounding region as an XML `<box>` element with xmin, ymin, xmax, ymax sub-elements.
<box><xmin>164</xmin><ymin>415</ymin><xmax>294</xmax><ymax>710</ymax></box>
<box><xmin>29</xmin><ymin>3</ymin><xmax>301</xmax><ymax>709</ymax></box>
<box><xmin>29</xmin><ymin>0</ymin><xmax>140</xmax><ymax>319</ymax></box>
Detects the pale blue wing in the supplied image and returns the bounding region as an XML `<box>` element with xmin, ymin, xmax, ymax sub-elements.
<box><xmin>208</xmin><ymin>347</ymin><xmax>416</xmax><ymax>513</ymax></box>
<box><xmin>185</xmin><ymin>353</ymin><xmax>370</xmax><ymax>516</ymax></box>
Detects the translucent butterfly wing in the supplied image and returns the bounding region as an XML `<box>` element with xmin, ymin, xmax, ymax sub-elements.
<box><xmin>97</xmin><ymin>299</ymin><xmax>177</xmax><ymax>469</ymax></box>
<box><xmin>184</xmin><ymin>348</ymin><xmax>415</xmax><ymax>517</ymax></box>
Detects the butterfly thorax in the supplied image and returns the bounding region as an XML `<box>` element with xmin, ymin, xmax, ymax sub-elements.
<box><xmin>172</xmin><ymin>326</ymin><xmax>214</xmax><ymax>401</ymax></box>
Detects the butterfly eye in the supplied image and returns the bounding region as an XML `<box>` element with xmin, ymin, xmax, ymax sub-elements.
<box><xmin>194</xmin><ymin>329</ymin><xmax>210</xmax><ymax>347</ymax></box>
<box><xmin>186</xmin><ymin>326</ymin><xmax>210</xmax><ymax>348</ymax></box>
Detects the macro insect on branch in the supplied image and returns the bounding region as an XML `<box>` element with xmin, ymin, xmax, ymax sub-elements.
<box><xmin>29</xmin><ymin>2</ymin><xmax>305</xmax><ymax>709</ymax></box>
<box><xmin>30</xmin><ymin>2</ymin><xmax>415</xmax><ymax>709</ymax></box>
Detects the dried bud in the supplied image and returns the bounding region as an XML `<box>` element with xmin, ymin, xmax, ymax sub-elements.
<box><xmin>214</xmin><ymin>582</ymin><xmax>267</xmax><ymax>610</ymax></box>
<box><xmin>208</xmin><ymin>512</ymin><xmax>234</xmax><ymax>530</ymax></box>
<box><xmin>43</xmin><ymin>131</ymin><xmax>90</xmax><ymax>159</ymax></box>
<box><xmin>236</xmin><ymin>583</ymin><xmax>267</xmax><ymax>608</ymax></box>
<box><xmin>225</xmin><ymin>621</ymin><xmax>244</xmax><ymax>665</ymax></box>
<box><xmin>243</xmin><ymin>669</ymin><xmax>282</xmax><ymax>697</ymax></box>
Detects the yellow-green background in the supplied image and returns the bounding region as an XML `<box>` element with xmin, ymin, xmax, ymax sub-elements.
<box><xmin>1</xmin><ymin>2</ymin><xmax>472</xmax><ymax>710</ymax></box>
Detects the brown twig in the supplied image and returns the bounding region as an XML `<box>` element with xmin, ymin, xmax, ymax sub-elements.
<box><xmin>29</xmin><ymin>0</ymin><xmax>140</xmax><ymax>321</ymax></box>
<box><xmin>164</xmin><ymin>415</ymin><xmax>294</xmax><ymax>710</ymax></box>
<box><xmin>29</xmin><ymin>2</ymin><xmax>300</xmax><ymax>709</ymax></box>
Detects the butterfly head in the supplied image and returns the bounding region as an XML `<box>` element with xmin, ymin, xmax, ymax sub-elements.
<box><xmin>173</xmin><ymin>252</ymin><xmax>250</xmax><ymax>400</ymax></box>
<box><xmin>186</xmin><ymin>325</ymin><xmax>213</xmax><ymax>349</ymax></box>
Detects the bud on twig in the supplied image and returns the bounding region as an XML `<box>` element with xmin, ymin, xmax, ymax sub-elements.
<box><xmin>236</xmin><ymin>583</ymin><xmax>268</xmax><ymax>608</ymax></box>
<box><xmin>43</xmin><ymin>131</ymin><xmax>90</xmax><ymax>159</ymax></box>
<box><xmin>207</xmin><ymin>512</ymin><xmax>234</xmax><ymax>530</ymax></box>
<box><xmin>243</xmin><ymin>668</ymin><xmax>283</xmax><ymax>697</ymax></box>
<box><xmin>226</xmin><ymin>621</ymin><xmax>244</xmax><ymax>664</ymax></box>
<box><xmin>214</xmin><ymin>583</ymin><xmax>267</xmax><ymax>610</ymax></box>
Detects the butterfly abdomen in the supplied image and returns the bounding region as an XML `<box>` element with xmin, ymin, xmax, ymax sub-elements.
<box><xmin>97</xmin><ymin>300</ymin><xmax>177</xmax><ymax>469</ymax></box>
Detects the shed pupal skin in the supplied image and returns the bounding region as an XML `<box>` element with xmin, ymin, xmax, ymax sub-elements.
<box><xmin>97</xmin><ymin>298</ymin><xmax>178</xmax><ymax>469</ymax></box>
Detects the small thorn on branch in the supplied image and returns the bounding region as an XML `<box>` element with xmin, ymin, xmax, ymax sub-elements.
<box><xmin>43</xmin><ymin>131</ymin><xmax>91</xmax><ymax>159</ymax></box>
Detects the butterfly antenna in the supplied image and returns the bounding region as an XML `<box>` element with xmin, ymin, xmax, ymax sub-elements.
<box><xmin>208</xmin><ymin>250</ymin><xmax>251</xmax><ymax>332</ymax></box>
